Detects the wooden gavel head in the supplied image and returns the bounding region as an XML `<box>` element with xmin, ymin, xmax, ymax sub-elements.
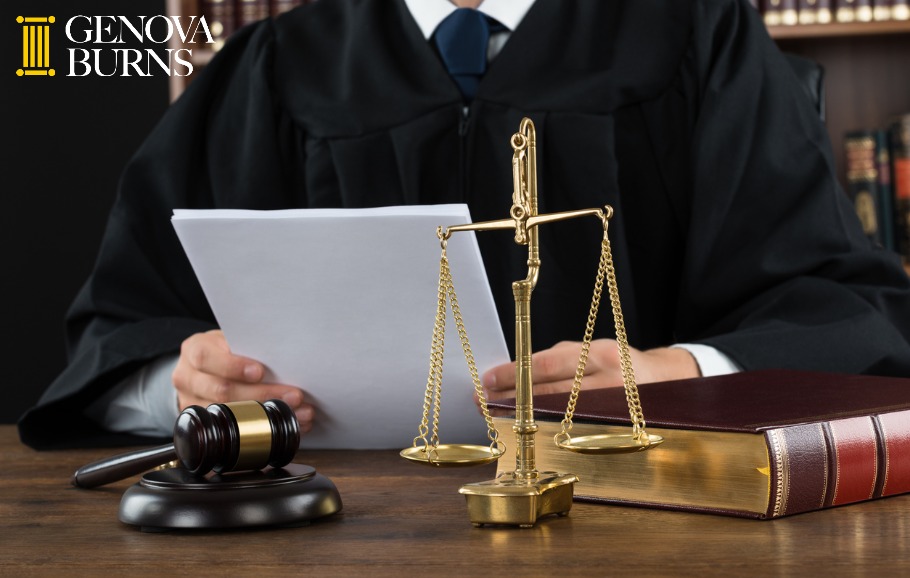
<box><xmin>72</xmin><ymin>399</ymin><xmax>300</xmax><ymax>488</ymax></box>
<box><xmin>175</xmin><ymin>399</ymin><xmax>300</xmax><ymax>474</ymax></box>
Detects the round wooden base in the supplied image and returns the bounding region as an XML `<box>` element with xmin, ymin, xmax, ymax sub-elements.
<box><xmin>119</xmin><ymin>463</ymin><xmax>342</xmax><ymax>531</ymax></box>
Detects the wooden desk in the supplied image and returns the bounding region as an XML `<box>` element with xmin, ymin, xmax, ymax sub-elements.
<box><xmin>2</xmin><ymin>425</ymin><xmax>908</xmax><ymax>576</ymax></box>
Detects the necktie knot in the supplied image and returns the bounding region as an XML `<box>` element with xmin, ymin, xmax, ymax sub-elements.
<box><xmin>433</xmin><ymin>8</ymin><xmax>501</xmax><ymax>101</ymax></box>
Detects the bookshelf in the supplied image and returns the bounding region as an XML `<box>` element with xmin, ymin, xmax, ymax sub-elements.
<box><xmin>770</xmin><ymin>22</ymin><xmax>910</xmax><ymax>187</ymax></box>
<box><xmin>768</xmin><ymin>19</ymin><xmax>910</xmax><ymax>38</ymax></box>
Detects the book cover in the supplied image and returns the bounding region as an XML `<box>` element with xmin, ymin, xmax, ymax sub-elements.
<box><xmin>845</xmin><ymin>130</ymin><xmax>884</xmax><ymax>246</ymax></box>
<box><xmin>874</xmin><ymin>129</ymin><xmax>896</xmax><ymax>251</ymax></box>
<box><xmin>893</xmin><ymin>115</ymin><xmax>910</xmax><ymax>263</ymax></box>
<box><xmin>488</xmin><ymin>370</ymin><xmax>910</xmax><ymax>519</ymax></box>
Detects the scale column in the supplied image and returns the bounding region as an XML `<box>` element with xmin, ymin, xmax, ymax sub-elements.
<box><xmin>512</xmin><ymin>278</ymin><xmax>538</xmax><ymax>480</ymax></box>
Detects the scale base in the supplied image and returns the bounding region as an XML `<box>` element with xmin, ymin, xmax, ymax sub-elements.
<box><xmin>119</xmin><ymin>463</ymin><xmax>342</xmax><ymax>531</ymax></box>
<box><xmin>458</xmin><ymin>471</ymin><xmax>578</xmax><ymax>528</ymax></box>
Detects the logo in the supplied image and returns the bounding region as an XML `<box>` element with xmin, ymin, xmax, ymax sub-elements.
<box><xmin>16</xmin><ymin>16</ymin><xmax>55</xmax><ymax>76</ymax></box>
<box><xmin>15</xmin><ymin>15</ymin><xmax>214</xmax><ymax>78</ymax></box>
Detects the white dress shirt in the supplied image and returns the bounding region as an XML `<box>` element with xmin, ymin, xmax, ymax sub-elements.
<box><xmin>87</xmin><ymin>0</ymin><xmax>740</xmax><ymax>438</ymax></box>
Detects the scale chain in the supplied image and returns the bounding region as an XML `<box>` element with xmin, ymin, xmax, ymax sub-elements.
<box><xmin>414</xmin><ymin>246</ymin><xmax>449</xmax><ymax>453</ymax></box>
<box><xmin>443</xmin><ymin>252</ymin><xmax>501</xmax><ymax>449</ymax></box>
<box><xmin>413</xmin><ymin>234</ymin><xmax>503</xmax><ymax>457</ymax></box>
<box><xmin>558</xmin><ymin>218</ymin><xmax>648</xmax><ymax>443</ymax></box>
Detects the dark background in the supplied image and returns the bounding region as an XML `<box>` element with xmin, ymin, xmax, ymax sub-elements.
<box><xmin>3</xmin><ymin>0</ymin><xmax>170</xmax><ymax>423</ymax></box>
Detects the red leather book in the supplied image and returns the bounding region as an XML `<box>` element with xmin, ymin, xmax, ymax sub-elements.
<box><xmin>488</xmin><ymin>370</ymin><xmax>910</xmax><ymax>518</ymax></box>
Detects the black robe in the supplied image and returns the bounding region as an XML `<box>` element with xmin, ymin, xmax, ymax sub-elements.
<box><xmin>19</xmin><ymin>0</ymin><xmax>910</xmax><ymax>448</ymax></box>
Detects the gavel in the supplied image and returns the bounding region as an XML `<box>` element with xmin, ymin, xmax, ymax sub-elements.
<box><xmin>72</xmin><ymin>399</ymin><xmax>300</xmax><ymax>488</ymax></box>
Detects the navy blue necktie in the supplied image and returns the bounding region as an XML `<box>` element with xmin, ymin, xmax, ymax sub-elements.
<box><xmin>433</xmin><ymin>8</ymin><xmax>500</xmax><ymax>101</ymax></box>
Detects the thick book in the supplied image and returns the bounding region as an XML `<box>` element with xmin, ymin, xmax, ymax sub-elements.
<box><xmin>488</xmin><ymin>370</ymin><xmax>910</xmax><ymax>519</ymax></box>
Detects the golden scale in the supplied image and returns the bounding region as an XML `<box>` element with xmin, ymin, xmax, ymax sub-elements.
<box><xmin>400</xmin><ymin>118</ymin><xmax>663</xmax><ymax>527</ymax></box>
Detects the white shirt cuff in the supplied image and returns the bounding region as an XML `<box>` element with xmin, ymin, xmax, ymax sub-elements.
<box><xmin>672</xmin><ymin>343</ymin><xmax>741</xmax><ymax>377</ymax></box>
<box><xmin>84</xmin><ymin>354</ymin><xmax>180</xmax><ymax>437</ymax></box>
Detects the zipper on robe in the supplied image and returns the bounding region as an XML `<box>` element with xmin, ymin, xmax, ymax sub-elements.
<box><xmin>458</xmin><ymin>105</ymin><xmax>470</xmax><ymax>201</ymax></box>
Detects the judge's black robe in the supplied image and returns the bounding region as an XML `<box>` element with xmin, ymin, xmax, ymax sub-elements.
<box><xmin>19</xmin><ymin>0</ymin><xmax>910</xmax><ymax>448</ymax></box>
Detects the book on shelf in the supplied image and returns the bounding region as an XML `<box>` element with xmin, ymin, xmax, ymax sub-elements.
<box><xmin>198</xmin><ymin>0</ymin><xmax>314</xmax><ymax>52</ymax></box>
<box><xmin>763</xmin><ymin>0</ymin><xmax>908</xmax><ymax>21</ymax></box>
<box><xmin>836</xmin><ymin>0</ymin><xmax>859</xmax><ymax>21</ymax></box>
<box><xmin>895</xmin><ymin>0</ymin><xmax>910</xmax><ymax>19</ymax></box>
<box><xmin>893</xmin><ymin>114</ymin><xmax>910</xmax><ymax>263</ymax></box>
<box><xmin>764</xmin><ymin>0</ymin><xmax>799</xmax><ymax>25</ymax></box>
<box><xmin>488</xmin><ymin>369</ymin><xmax>910</xmax><ymax>519</ymax></box>
<box><xmin>873</xmin><ymin>0</ymin><xmax>893</xmax><ymax>20</ymax></box>
<box><xmin>845</xmin><ymin>129</ymin><xmax>891</xmax><ymax>249</ymax></box>
<box><xmin>236</xmin><ymin>0</ymin><xmax>271</xmax><ymax>29</ymax></box>
<box><xmin>855</xmin><ymin>0</ymin><xmax>876</xmax><ymax>20</ymax></box>
<box><xmin>799</xmin><ymin>0</ymin><xmax>834</xmax><ymax>23</ymax></box>
<box><xmin>201</xmin><ymin>0</ymin><xmax>234</xmax><ymax>51</ymax></box>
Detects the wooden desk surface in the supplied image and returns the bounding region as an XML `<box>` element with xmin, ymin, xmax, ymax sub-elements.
<box><xmin>2</xmin><ymin>425</ymin><xmax>908</xmax><ymax>576</ymax></box>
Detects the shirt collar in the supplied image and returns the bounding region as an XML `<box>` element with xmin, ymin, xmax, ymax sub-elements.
<box><xmin>403</xmin><ymin>0</ymin><xmax>536</xmax><ymax>39</ymax></box>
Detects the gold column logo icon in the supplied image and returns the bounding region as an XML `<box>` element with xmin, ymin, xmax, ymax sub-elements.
<box><xmin>16</xmin><ymin>16</ymin><xmax>55</xmax><ymax>77</ymax></box>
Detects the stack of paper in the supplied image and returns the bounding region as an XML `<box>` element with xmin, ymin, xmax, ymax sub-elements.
<box><xmin>172</xmin><ymin>204</ymin><xmax>510</xmax><ymax>449</ymax></box>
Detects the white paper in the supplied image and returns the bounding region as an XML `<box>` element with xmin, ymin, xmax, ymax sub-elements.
<box><xmin>172</xmin><ymin>204</ymin><xmax>510</xmax><ymax>449</ymax></box>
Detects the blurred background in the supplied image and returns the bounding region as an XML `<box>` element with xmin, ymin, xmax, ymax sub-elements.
<box><xmin>3</xmin><ymin>0</ymin><xmax>169</xmax><ymax>423</ymax></box>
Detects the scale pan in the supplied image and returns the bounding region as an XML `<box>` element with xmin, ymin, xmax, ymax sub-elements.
<box><xmin>400</xmin><ymin>444</ymin><xmax>503</xmax><ymax>467</ymax></box>
<box><xmin>556</xmin><ymin>433</ymin><xmax>664</xmax><ymax>454</ymax></box>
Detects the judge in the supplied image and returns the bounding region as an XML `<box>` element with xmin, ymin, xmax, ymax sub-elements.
<box><xmin>19</xmin><ymin>0</ymin><xmax>910</xmax><ymax>448</ymax></box>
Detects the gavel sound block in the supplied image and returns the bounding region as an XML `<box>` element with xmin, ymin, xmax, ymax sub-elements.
<box><xmin>73</xmin><ymin>400</ymin><xmax>342</xmax><ymax>531</ymax></box>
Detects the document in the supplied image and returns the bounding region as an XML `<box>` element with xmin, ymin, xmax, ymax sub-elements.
<box><xmin>172</xmin><ymin>205</ymin><xmax>510</xmax><ymax>449</ymax></box>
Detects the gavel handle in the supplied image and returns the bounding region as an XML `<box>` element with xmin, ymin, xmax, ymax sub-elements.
<box><xmin>72</xmin><ymin>444</ymin><xmax>178</xmax><ymax>489</ymax></box>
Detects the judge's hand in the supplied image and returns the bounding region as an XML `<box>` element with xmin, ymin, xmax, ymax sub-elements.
<box><xmin>480</xmin><ymin>339</ymin><xmax>700</xmax><ymax>402</ymax></box>
<box><xmin>172</xmin><ymin>329</ymin><xmax>314</xmax><ymax>433</ymax></box>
